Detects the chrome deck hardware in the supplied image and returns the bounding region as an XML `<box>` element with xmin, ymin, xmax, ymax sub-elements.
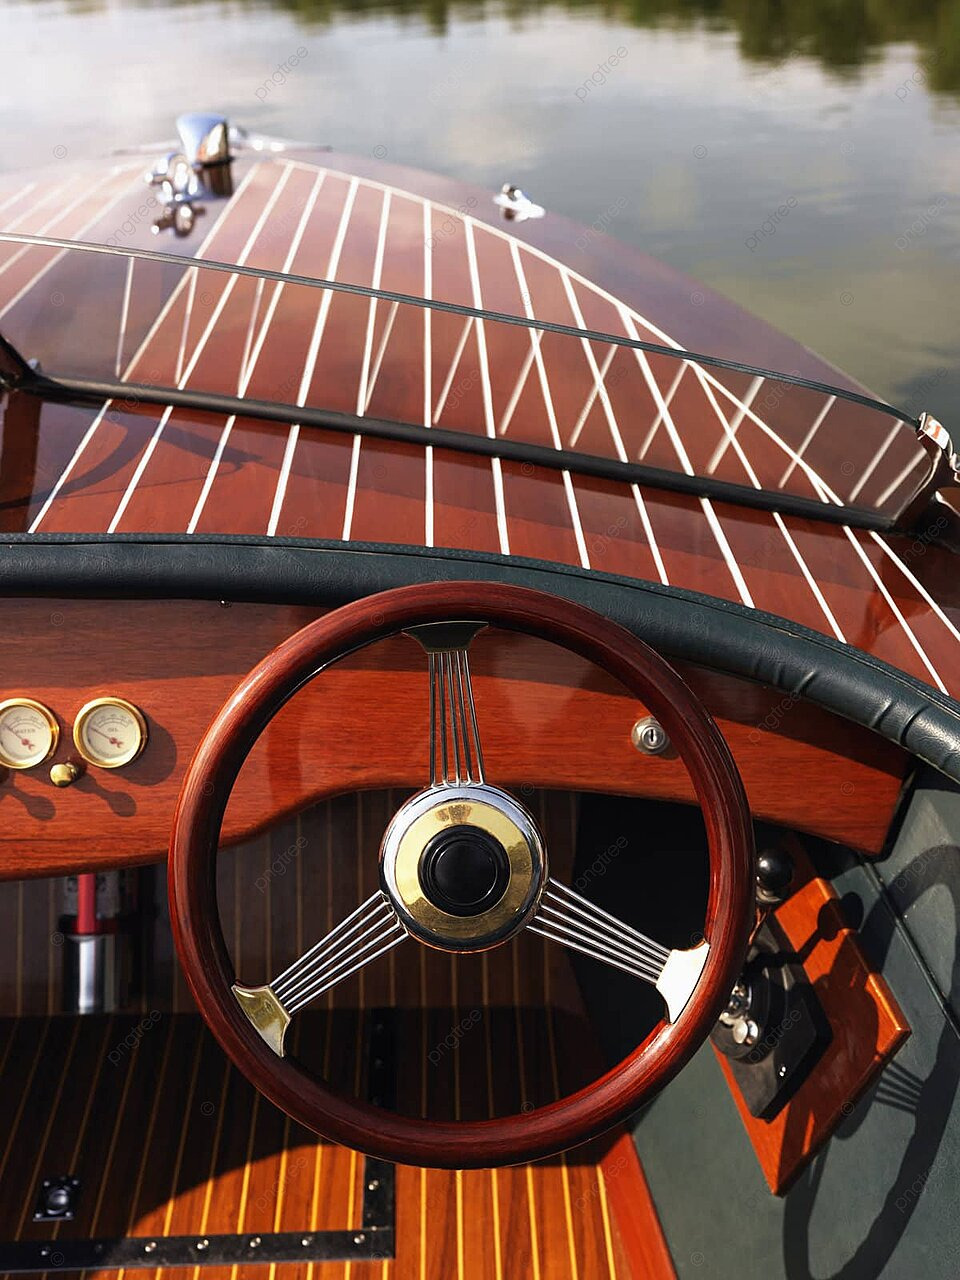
<box><xmin>895</xmin><ymin>411</ymin><xmax>960</xmax><ymax>531</ymax></box>
<box><xmin>147</xmin><ymin>113</ymin><xmax>233</xmax><ymax>236</ymax></box>
<box><xmin>176</xmin><ymin>112</ymin><xmax>234</xmax><ymax>195</ymax></box>
<box><xmin>493</xmin><ymin>183</ymin><xmax>545</xmax><ymax>222</ymax></box>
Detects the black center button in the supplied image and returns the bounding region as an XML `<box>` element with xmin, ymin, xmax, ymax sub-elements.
<box><xmin>418</xmin><ymin>825</ymin><xmax>511</xmax><ymax>917</ymax></box>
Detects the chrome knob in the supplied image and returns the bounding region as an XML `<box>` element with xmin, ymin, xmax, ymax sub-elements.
<box><xmin>50</xmin><ymin>761</ymin><xmax>81</xmax><ymax>787</ymax></box>
<box><xmin>731</xmin><ymin>1017</ymin><xmax>760</xmax><ymax>1047</ymax></box>
<box><xmin>756</xmin><ymin>847</ymin><xmax>794</xmax><ymax>905</ymax></box>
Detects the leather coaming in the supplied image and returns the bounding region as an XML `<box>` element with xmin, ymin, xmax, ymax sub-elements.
<box><xmin>3</xmin><ymin>531</ymin><xmax>959</xmax><ymax>783</ymax></box>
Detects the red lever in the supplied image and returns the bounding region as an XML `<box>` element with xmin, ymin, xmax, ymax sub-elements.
<box><xmin>75</xmin><ymin>873</ymin><xmax>98</xmax><ymax>935</ymax></box>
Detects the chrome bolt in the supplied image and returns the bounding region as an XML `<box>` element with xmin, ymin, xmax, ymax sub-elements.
<box><xmin>196</xmin><ymin>1239</ymin><xmax>209</xmax><ymax>1251</ymax></box>
<box><xmin>249</xmin><ymin>1237</ymin><xmax>261</xmax><ymax>1249</ymax></box>
<box><xmin>354</xmin><ymin>1234</ymin><xmax>366</xmax><ymax>1245</ymax></box>
<box><xmin>144</xmin><ymin>1242</ymin><xmax>157</xmax><ymax>1254</ymax></box>
<box><xmin>631</xmin><ymin>716</ymin><xmax>670</xmax><ymax>756</ymax></box>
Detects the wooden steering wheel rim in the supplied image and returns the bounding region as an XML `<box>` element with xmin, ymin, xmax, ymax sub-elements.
<box><xmin>169</xmin><ymin>581</ymin><xmax>755</xmax><ymax>1168</ymax></box>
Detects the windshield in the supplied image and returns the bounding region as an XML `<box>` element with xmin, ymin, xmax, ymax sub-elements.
<box><xmin>0</xmin><ymin>233</ymin><xmax>931</xmax><ymax>522</ymax></box>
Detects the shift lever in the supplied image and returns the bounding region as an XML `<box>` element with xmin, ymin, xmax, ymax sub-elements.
<box><xmin>712</xmin><ymin>843</ymin><xmax>829</xmax><ymax>1119</ymax></box>
<box><xmin>756</xmin><ymin>846</ymin><xmax>795</xmax><ymax>906</ymax></box>
<box><xmin>717</xmin><ymin>845</ymin><xmax>796</xmax><ymax>1046</ymax></box>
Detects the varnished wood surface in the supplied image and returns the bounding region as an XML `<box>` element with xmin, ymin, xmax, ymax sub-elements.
<box><xmin>0</xmin><ymin>153</ymin><xmax>956</xmax><ymax>709</ymax></box>
<box><xmin>0</xmin><ymin>156</ymin><xmax>925</xmax><ymax>514</ymax></box>
<box><xmin>0</xmin><ymin>595</ymin><xmax>907</xmax><ymax>878</ymax></box>
<box><xmin>0</xmin><ymin>791</ymin><xmax>675</xmax><ymax>1278</ymax></box>
<box><xmin>714</xmin><ymin>838</ymin><xmax>910</xmax><ymax>1195</ymax></box>
<box><xmin>0</xmin><ymin>1013</ymin><xmax>671</xmax><ymax>1280</ymax></box>
<box><xmin>168</xmin><ymin>582</ymin><xmax>754</xmax><ymax>1167</ymax></box>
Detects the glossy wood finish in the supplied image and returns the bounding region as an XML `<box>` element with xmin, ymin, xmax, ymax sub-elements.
<box><xmin>0</xmin><ymin>875</ymin><xmax>61</xmax><ymax>1016</ymax></box>
<box><xmin>169</xmin><ymin>582</ymin><xmax>754</xmax><ymax>1166</ymax></box>
<box><xmin>0</xmin><ymin>158</ymin><xmax>925</xmax><ymax>514</ymax></box>
<box><xmin>0</xmin><ymin>790</ymin><xmax>674</xmax><ymax>1278</ymax></box>
<box><xmin>0</xmin><ymin>595</ymin><xmax>908</xmax><ymax>879</ymax></box>
<box><xmin>601</xmin><ymin>1132</ymin><xmax>678</xmax><ymax>1279</ymax></box>
<box><xmin>0</xmin><ymin>1015</ymin><xmax>667</xmax><ymax>1280</ymax></box>
<box><xmin>714</xmin><ymin>839</ymin><xmax>911</xmax><ymax>1195</ymax></box>
<box><xmin>0</xmin><ymin>153</ymin><xmax>956</xmax><ymax>706</ymax></box>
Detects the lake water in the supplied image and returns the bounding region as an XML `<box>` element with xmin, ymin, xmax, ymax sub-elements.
<box><xmin>1</xmin><ymin>0</ymin><xmax>959</xmax><ymax>423</ymax></box>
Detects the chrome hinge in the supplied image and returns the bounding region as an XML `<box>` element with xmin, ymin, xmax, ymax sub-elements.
<box><xmin>894</xmin><ymin>411</ymin><xmax>960</xmax><ymax>532</ymax></box>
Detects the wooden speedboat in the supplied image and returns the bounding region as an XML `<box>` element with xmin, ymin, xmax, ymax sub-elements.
<box><xmin>0</xmin><ymin>113</ymin><xmax>958</xmax><ymax>1278</ymax></box>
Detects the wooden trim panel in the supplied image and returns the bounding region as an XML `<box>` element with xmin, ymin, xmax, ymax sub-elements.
<box><xmin>0</xmin><ymin>596</ymin><xmax>906</xmax><ymax>878</ymax></box>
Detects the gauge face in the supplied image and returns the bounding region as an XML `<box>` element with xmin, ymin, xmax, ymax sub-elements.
<box><xmin>73</xmin><ymin>698</ymin><xmax>147</xmax><ymax>768</ymax></box>
<box><xmin>0</xmin><ymin>699</ymin><xmax>59</xmax><ymax>769</ymax></box>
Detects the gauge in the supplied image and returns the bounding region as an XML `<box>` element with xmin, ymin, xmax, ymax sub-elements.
<box><xmin>0</xmin><ymin>698</ymin><xmax>59</xmax><ymax>769</ymax></box>
<box><xmin>73</xmin><ymin>697</ymin><xmax>148</xmax><ymax>768</ymax></box>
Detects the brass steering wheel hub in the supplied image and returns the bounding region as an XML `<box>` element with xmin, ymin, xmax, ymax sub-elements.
<box><xmin>379</xmin><ymin>784</ymin><xmax>546</xmax><ymax>951</ymax></box>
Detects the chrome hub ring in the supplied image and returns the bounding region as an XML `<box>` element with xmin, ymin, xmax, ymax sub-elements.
<box><xmin>379</xmin><ymin>783</ymin><xmax>547</xmax><ymax>951</ymax></box>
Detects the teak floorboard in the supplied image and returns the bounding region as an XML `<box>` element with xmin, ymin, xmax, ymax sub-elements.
<box><xmin>0</xmin><ymin>791</ymin><xmax>675</xmax><ymax>1278</ymax></box>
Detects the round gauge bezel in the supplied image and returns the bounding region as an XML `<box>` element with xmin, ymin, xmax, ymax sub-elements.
<box><xmin>73</xmin><ymin>696</ymin><xmax>148</xmax><ymax>769</ymax></box>
<box><xmin>0</xmin><ymin>697</ymin><xmax>60</xmax><ymax>770</ymax></box>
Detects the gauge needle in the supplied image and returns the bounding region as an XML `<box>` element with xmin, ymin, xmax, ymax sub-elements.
<box><xmin>1</xmin><ymin>723</ymin><xmax>34</xmax><ymax>750</ymax></box>
<box><xmin>90</xmin><ymin>725</ymin><xmax>124</xmax><ymax>748</ymax></box>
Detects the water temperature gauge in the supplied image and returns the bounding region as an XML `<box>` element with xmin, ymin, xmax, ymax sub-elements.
<box><xmin>0</xmin><ymin>698</ymin><xmax>59</xmax><ymax>769</ymax></box>
<box><xmin>73</xmin><ymin>697</ymin><xmax>148</xmax><ymax>768</ymax></box>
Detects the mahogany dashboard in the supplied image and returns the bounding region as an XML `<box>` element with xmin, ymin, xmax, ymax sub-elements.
<box><xmin>0</xmin><ymin>596</ymin><xmax>910</xmax><ymax>879</ymax></box>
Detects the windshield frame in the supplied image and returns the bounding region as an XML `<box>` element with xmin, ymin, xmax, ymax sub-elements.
<box><xmin>1</xmin><ymin>231</ymin><xmax>950</xmax><ymax>537</ymax></box>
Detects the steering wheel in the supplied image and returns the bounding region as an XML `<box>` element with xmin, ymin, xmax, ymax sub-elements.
<box><xmin>169</xmin><ymin>582</ymin><xmax>754</xmax><ymax>1167</ymax></box>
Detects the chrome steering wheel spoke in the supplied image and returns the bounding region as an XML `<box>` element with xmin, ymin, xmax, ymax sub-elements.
<box><xmin>232</xmin><ymin>891</ymin><xmax>406</xmax><ymax>1056</ymax></box>
<box><xmin>405</xmin><ymin>621</ymin><xmax>487</xmax><ymax>787</ymax></box>
<box><xmin>528</xmin><ymin>877</ymin><xmax>709</xmax><ymax>1023</ymax></box>
<box><xmin>428</xmin><ymin>647</ymin><xmax>485</xmax><ymax>785</ymax></box>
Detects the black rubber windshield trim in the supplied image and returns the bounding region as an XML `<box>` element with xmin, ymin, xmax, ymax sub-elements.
<box><xmin>2</xmin><ymin>532</ymin><xmax>958</xmax><ymax>783</ymax></box>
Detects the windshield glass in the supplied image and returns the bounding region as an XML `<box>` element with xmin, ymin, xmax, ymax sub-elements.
<box><xmin>0</xmin><ymin>234</ymin><xmax>929</xmax><ymax>521</ymax></box>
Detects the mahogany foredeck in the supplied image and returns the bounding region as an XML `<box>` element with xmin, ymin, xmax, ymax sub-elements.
<box><xmin>0</xmin><ymin>153</ymin><xmax>956</xmax><ymax>709</ymax></box>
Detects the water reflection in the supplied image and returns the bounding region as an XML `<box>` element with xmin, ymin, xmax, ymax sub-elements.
<box><xmin>28</xmin><ymin>0</ymin><xmax>960</xmax><ymax>94</ymax></box>
<box><xmin>1</xmin><ymin>0</ymin><xmax>958</xmax><ymax>420</ymax></box>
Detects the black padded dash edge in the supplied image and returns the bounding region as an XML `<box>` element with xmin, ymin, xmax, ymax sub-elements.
<box><xmin>2</xmin><ymin>533</ymin><xmax>959</xmax><ymax>784</ymax></box>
